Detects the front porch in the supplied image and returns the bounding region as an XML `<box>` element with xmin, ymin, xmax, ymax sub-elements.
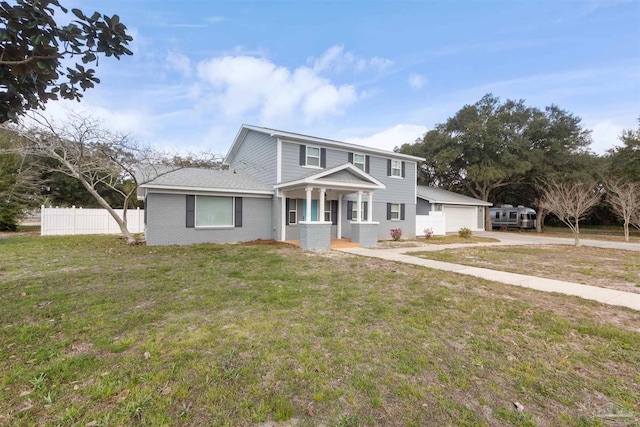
<box><xmin>284</xmin><ymin>238</ymin><xmax>361</xmax><ymax>249</ymax></box>
<box><xmin>274</xmin><ymin>163</ymin><xmax>386</xmax><ymax>250</ymax></box>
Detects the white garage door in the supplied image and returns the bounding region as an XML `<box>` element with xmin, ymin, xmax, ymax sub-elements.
<box><xmin>443</xmin><ymin>205</ymin><xmax>479</xmax><ymax>233</ymax></box>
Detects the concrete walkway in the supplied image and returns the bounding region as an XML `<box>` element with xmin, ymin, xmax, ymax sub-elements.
<box><xmin>337</xmin><ymin>232</ymin><xmax>640</xmax><ymax>311</ymax></box>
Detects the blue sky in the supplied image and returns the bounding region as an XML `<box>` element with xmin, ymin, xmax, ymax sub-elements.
<box><xmin>47</xmin><ymin>0</ymin><xmax>640</xmax><ymax>156</ymax></box>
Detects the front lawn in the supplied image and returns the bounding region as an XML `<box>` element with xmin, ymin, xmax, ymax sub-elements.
<box><xmin>1</xmin><ymin>235</ymin><xmax>638</xmax><ymax>426</ymax></box>
<box><xmin>411</xmin><ymin>245</ymin><xmax>640</xmax><ymax>294</ymax></box>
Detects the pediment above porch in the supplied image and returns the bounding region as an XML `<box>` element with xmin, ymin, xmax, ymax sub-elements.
<box><xmin>274</xmin><ymin>163</ymin><xmax>385</xmax><ymax>192</ymax></box>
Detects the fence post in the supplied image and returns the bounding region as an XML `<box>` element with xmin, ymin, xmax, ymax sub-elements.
<box><xmin>41</xmin><ymin>205</ymin><xmax>45</xmax><ymax>236</ymax></box>
<box><xmin>71</xmin><ymin>205</ymin><xmax>76</xmax><ymax>235</ymax></box>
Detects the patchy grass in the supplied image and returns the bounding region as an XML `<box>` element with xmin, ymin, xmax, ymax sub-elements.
<box><xmin>412</xmin><ymin>245</ymin><xmax>640</xmax><ymax>294</ymax></box>
<box><xmin>504</xmin><ymin>226</ymin><xmax>640</xmax><ymax>243</ymax></box>
<box><xmin>1</xmin><ymin>235</ymin><xmax>639</xmax><ymax>426</ymax></box>
<box><xmin>377</xmin><ymin>236</ymin><xmax>500</xmax><ymax>248</ymax></box>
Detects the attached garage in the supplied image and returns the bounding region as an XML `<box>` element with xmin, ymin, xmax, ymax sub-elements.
<box><xmin>443</xmin><ymin>205</ymin><xmax>482</xmax><ymax>232</ymax></box>
<box><xmin>416</xmin><ymin>186</ymin><xmax>492</xmax><ymax>235</ymax></box>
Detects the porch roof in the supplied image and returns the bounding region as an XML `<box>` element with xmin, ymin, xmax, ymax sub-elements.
<box><xmin>274</xmin><ymin>163</ymin><xmax>386</xmax><ymax>192</ymax></box>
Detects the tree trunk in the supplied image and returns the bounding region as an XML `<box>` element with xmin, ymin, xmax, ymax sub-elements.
<box><xmin>75</xmin><ymin>174</ymin><xmax>137</xmax><ymax>245</ymax></box>
<box><xmin>574</xmin><ymin>221</ymin><xmax>580</xmax><ymax>247</ymax></box>
<box><xmin>536</xmin><ymin>208</ymin><xmax>546</xmax><ymax>233</ymax></box>
<box><xmin>623</xmin><ymin>221</ymin><xmax>629</xmax><ymax>242</ymax></box>
<box><xmin>484</xmin><ymin>205</ymin><xmax>492</xmax><ymax>231</ymax></box>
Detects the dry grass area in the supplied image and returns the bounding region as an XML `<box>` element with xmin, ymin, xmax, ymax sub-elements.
<box><xmin>412</xmin><ymin>244</ymin><xmax>640</xmax><ymax>294</ymax></box>
<box><xmin>377</xmin><ymin>235</ymin><xmax>500</xmax><ymax>248</ymax></box>
<box><xmin>1</xmin><ymin>235</ymin><xmax>639</xmax><ymax>426</ymax></box>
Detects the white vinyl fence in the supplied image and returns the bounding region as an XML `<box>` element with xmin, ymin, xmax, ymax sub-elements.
<box><xmin>41</xmin><ymin>206</ymin><xmax>144</xmax><ymax>236</ymax></box>
<box><xmin>416</xmin><ymin>211</ymin><xmax>446</xmax><ymax>237</ymax></box>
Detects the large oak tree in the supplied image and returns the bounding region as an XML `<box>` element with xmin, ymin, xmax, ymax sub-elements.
<box><xmin>399</xmin><ymin>94</ymin><xmax>591</xmax><ymax>230</ymax></box>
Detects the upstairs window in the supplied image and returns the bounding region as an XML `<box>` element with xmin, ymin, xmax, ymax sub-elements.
<box><xmin>391</xmin><ymin>159</ymin><xmax>402</xmax><ymax>177</ymax></box>
<box><xmin>353</xmin><ymin>153</ymin><xmax>366</xmax><ymax>171</ymax></box>
<box><xmin>306</xmin><ymin>146</ymin><xmax>320</xmax><ymax>167</ymax></box>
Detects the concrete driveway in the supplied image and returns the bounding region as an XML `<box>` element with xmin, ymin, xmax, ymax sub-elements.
<box><xmin>337</xmin><ymin>232</ymin><xmax>640</xmax><ymax>311</ymax></box>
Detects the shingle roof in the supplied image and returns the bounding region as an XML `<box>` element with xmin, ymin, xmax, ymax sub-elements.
<box><xmin>416</xmin><ymin>186</ymin><xmax>492</xmax><ymax>206</ymax></box>
<box><xmin>140</xmin><ymin>168</ymin><xmax>272</xmax><ymax>193</ymax></box>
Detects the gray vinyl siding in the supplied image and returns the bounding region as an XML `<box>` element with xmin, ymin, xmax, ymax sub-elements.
<box><xmin>145</xmin><ymin>193</ymin><xmax>272</xmax><ymax>246</ymax></box>
<box><xmin>417</xmin><ymin>198</ymin><xmax>431</xmax><ymax>215</ymax></box>
<box><xmin>228</xmin><ymin>130</ymin><xmax>278</xmax><ymax>186</ymax></box>
<box><xmin>281</xmin><ymin>140</ymin><xmax>416</xmax><ymax>204</ymax></box>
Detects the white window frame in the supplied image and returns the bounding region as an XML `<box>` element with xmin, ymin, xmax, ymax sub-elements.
<box><xmin>391</xmin><ymin>159</ymin><xmax>402</xmax><ymax>177</ymax></box>
<box><xmin>306</xmin><ymin>146</ymin><xmax>321</xmax><ymax>168</ymax></box>
<box><xmin>353</xmin><ymin>153</ymin><xmax>366</xmax><ymax>171</ymax></box>
<box><xmin>351</xmin><ymin>203</ymin><xmax>366</xmax><ymax>221</ymax></box>
<box><xmin>324</xmin><ymin>200</ymin><xmax>331</xmax><ymax>222</ymax></box>
<box><xmin>195</xmin><ymin>195</ymin><xmax>234</xmax><ymax>228</ymax></box>
<box><xmin>288</xmin><ymin>199</ymin><xmax>298</xmax><ymax>224</ymax></box>
<box><xmin>390</xmin><ymin>203</ymin><xmax>400</xmax><ymax>221</ymax></box>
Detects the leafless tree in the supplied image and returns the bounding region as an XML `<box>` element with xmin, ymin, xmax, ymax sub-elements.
<box><xmin>538</xmin><ymin>180</ymin><xmax>602</xmax><ymax>246</ymax></box>
<box><xmin>606</xmin><ymin>180</ymin><xmax>640</xmax><ymax>241</ymax></box>
<box><xmin>2</xmin><ymin>111</ymin><xmax>220</xmax><ymax>244</ymax></box>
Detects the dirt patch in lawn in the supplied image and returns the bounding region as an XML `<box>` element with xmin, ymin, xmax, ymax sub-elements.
<box><xmin>412</xmin><ymin>244</ymin><xmax>640</xmax><ymax>294</ymax></box>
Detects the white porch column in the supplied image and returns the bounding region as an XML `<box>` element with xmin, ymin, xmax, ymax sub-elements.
<box><xmin>305</xmin><ymin>186</ymin><xmax>313</xmax><ymax>222</ymax></box>
<box><xmin>337</xmin><ymin>194</ymin><xmax>342</xmax><ymax>239</ymax></box>
<box><xmin>356</xmin><ymin>191</ymin><xmax>363</xmax><ymax>223</ymax></box>
<box><xmin>280</xmin><ymin>192</ymin><xmax>286</xmax><ymax>241</ymax></box>
<box><xmin>367</xmin><ymin>191</ymin><xmax>373</xmax><ymax>223</ymax></box>
<box><xmin>319</xmin><ymin>188</ymin><xmax>326</xmax><ymax>222</ymax></box>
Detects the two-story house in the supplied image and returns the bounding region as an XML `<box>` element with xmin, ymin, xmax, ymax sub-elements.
<box><xmin>141</xmin><ymin>124</ymin><xmax>425</xmax><ymax>248</ymax></box>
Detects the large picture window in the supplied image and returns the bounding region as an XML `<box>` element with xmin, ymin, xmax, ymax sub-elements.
<box><xmin>196</xmin><ymin>196</ymin><xmax>233</xmax><ymax>227</ymax></box>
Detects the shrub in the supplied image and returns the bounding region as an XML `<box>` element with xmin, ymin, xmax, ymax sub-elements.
<box><xmin>390</xmin><ymin>228</ymin><xmax>402</xmax><ymax>241</ymax></box>
<box><xmin>458</xmin><ymin>227</ymin><xmax>472</xmax><ymax>238</ymax></box>
<box><xmin>423</xmin><ymin>228</ymin><xmax>433</xmax><ymax>239</ymax></box>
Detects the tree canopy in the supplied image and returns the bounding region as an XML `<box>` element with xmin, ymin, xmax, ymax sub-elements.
<box><xmin>606</xmin><ymin>119</ymin><xmax>640</xmax><ymax>182</ymax></box>
<box><xmin>0</xmin><ymin>0</ymin><xmax>133</xmax><ymax>122</ymax></box>
<box><xmin>398</xmin><ymin>94</ymin><xmax>592</xmax><ymax>229</ymax></box>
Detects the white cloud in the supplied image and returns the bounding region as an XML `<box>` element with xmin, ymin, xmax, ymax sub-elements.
<box><xmin>166</xmin><ymin>51</ymin><xmax>192</xmax><ymax>77</ymax></box>
<box><xmin>309</xmin><ymin>45</ymin><xmax>393</xmax><ymax>73</ymax></box>
<box><xmin>196</xmin><ymin>55</ymin><xmax>358</xmax><ymax>123</ymax></box>
<box><xmin>344</xmin><ymin>124</ymin><xmax>427</xmax><ymax>151</ymax></box>
<box><xmin>408</xmin><ymin>73</ymin><xmax>426</xmax><ymax>90</ymax></box>
<box><xmin>589</xmin><ymin>119</ymin><xmax>624</xmax><ymax>155</ymax></box>
<box><xmin>207</xmin><ymin>16</ymin><xmax>227</xmax><ymax>23</ymax></box>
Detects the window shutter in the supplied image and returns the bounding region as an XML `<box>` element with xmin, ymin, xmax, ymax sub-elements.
<box><xmin>400</xmin><ymin>203</ymin><xmax>406</xmax><ymax>220</ymax></box>
<box><xmin>285</xmin><ymin>198</ymin><xmax>290</xmax><ymax>225</ymax></box>
<box><xmin>186</xmin><ymin>195</ymin><xmax>195</xmax><ymax>228</ymax></box>
<box><xmin>348</xmin><ymin>152</ymin><xmax>354</xmax><ymax>164</ymax></box>
<box><xmin>320</xmin><ymin>148</ymin><xmax>327</xmax><ymax>168</ymax></box>
<box><xmin>347</xmin><ymin>201</ymin><xmax>353</xmax><ymax>220</ymax></box>
<box><xmin>386</xmin><ymin>203</ymin><xmax>391</xmax><ymax>220</ymax></box>
<box><xmin>363</xmin><ymin>202</ymin><xmax>368</xmax><ymax>221</ymax></box>
<box><xmin>401</xmin><ymin>161</ymin><xmax>406</xmax><ymax>178</ymax></box>
<box><xmin>365</xmin><ymin>155</ymin><xmax>370</xmax><ymax>173</ymax></box>
<box><xmin>387</xmin><ymin>159</ymin><xmax>391</xmax><ymax>176</ymax></box>
<box><xmin>299</xmin><ymin>145</ymin><xmax>306</xmax><ymax>166</ymax></box>
<box><xmin>235</xmin><ymin>197</ymin><xmax>243</xmax><ymax>227</ymax></box>
<box><xmin>331</xmin><ymin>200</ymin><xmax>338</xmax><ymax>225</ymax></box>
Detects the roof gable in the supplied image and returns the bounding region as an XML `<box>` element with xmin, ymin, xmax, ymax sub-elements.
<box><xmin>274</xmin><ymin>163</ymin><xmax>385</xmax><ymax>191</ymax></box>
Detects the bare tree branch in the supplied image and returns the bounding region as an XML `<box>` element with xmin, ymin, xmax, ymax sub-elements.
<box><xmin>605</xmin><ymin>179</ymin><xmax>640</xmax><ymax>241</ymax></box>
<box><xmin>538</xmin><ymin>180</ymin><xmax>602</xmax><ymax>246</ymax></box>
